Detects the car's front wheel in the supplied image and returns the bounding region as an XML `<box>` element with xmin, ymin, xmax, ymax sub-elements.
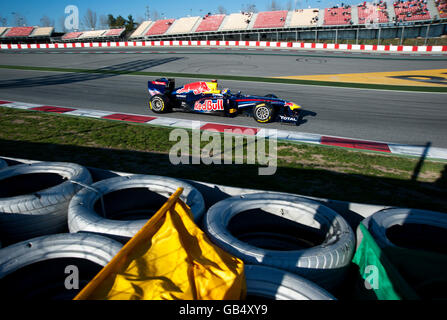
<box><xmin>253</xmin><ymin>103</ymin><xmax>274</xmax><ymax>123</ymax></box>
<box><xmin>149</xmin><ymin>94</ymin><xmax>170</xmax><ymax>113</ymax></box>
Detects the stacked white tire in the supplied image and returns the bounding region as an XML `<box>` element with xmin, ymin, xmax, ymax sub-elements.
<box><xmin>0</xmin><ymin>162</ymin><xmax>92</xmax><ymax>245</ymax></box>
<box><xmin>204</xmin><ymin>193</ymin><xmax>356</xmax><ymax>291</ymax></box>
<box><xmin>68</xmin><ymin>175</ymin><xmax>205</xmax><ymax>241</ymax></box>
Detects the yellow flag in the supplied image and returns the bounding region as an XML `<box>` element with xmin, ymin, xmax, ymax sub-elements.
<box><xmin>74</xmin><ymin>188</ymin><xmax>246</xmax><ymax>300</ymax></box>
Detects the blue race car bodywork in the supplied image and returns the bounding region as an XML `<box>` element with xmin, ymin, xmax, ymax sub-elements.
<box><xmin>147</xmin><ymin>78</ymin><xmax>302</xmax><ymax>124</ymax></box>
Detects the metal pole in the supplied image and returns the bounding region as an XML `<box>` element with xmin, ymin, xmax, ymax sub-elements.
<box><xmin>356</xmin><ymin>27</ymin><xmax>359</xmax><ymax>45</ymax></box>
<box><xmin>377</xmin><ymin>27</ymin><xmax>381</xmax><ymax>45</ymax></box>
<box><xmin>424</xmin><ymin>24</ymin><xmax>430</xmax><ymax>46</ymax></box>
<box><xmin>315</xmin><ymin>29</ymin><xmax>317</xmax><ymax>43</ymax></box>
<box><xmin>400</xmin><ymin>26</ymin><xmax>405</xmax><ymax>46</ymax></box>
<box><xmin>335</xmin><ymin>28</ymin><xmax>338</xmax><ymax>44</ymax></box>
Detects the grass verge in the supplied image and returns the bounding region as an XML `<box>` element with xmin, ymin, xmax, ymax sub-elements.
<box><xmin>0</xmin><ymin>64</ymin><xmax>446</xmax><ymax>93</ymax></box>
<box><xmin>1</xmin><ymin>106</ymin><xmax>446</xmax><ymax>212</ymax></box>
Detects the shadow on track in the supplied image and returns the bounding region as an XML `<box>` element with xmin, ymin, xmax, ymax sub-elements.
<box><xmin>0</xmin><ymin>58</ymin><xmax>183</xmax><ymax>88</ymax></box>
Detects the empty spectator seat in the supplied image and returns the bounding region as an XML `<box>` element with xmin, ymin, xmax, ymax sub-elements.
<box><xmin>220</xmin><ymin>13</ymin><xmax>251</xmax><ymax>30</ymax></box>
<box><xmin>78</xmin><ymin>30</ymin><xmax>106</xmax><ymax>39</ymax></box>
<box><xmin>195</xmin><ymin>14</ymin><xmax>225</xmax><ymax>32</ymax></box>
<box><xmin>145</xmin><ymin>19</ymin><xmax>176</xmax><ymax>36</ymax></box>
<box><xmin>289</xmin><ymin>9</ymin><xmax>320</xmax><ymax>27</ymax></box>
<box><xmin>30</xmin><ymin>27</ymin><xmax>54</xmax><ymax>37</ymax></box>
<box><xmin>393</xmin><ymin>0</ymin><xmax>431</xmax><ymax>22</ymax></box>
<box><xmin>324</xmin><ymin>7</ymin><xmax>353</xmax><ymax>25</ymax></box>
<box><xmin>5</xmin><ymin>27</ymin><xmax>34</xmax><ymax>37</ymax></box>
<box><xmin>62</xmin><ymin>32</ymin><xmax>83</xmax><ymax>40</ymax></box>
<box><xmin>166</xmin><ymin>16</ymin><xmax>200</xmax><ymax>34</ymax></box>
<box><xmin>435</xmin><ymin>0</ymin><xmax>447</xmax><ymax>18</ymax></box>
<box><xmin>253</xmin><ymin>10</ymin><xmax>288</xmax><ymax>28</ymax></box>
<box><xmin>358</xmin><ymin>3</ymin><xmax>389</xmax><ymax>24</ymax></box>
<box><xmin>130</xmin><ymin>21</ymin><xmax>152</xmax><ymax>38</ymax></box>
<box><xmin>103</xmin><ymin>28</ymin><xmax>125</xmax><ymax>37</ymax></box>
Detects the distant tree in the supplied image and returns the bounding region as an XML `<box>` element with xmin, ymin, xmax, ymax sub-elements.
<box><xmin>40</xmin><ymin>15</ymin><xmax>54</xmax><ymax>27</ymax></box>
<box><xmin>136</xmin><ymin>16</ymin><xmax>145</xmax><ymax>24</ymax></box>
<box><xmin>126</xmin><ymin>15</ymin><xmax>135</xmax><ymax>32</ymax></box>
<box><xmin>242</xmin><ymin>3</ymin><xmax>258</xmax><ymax>13</ymax></box>
<box><xmin>12</xmin><ymin>12</ymin><xmax>27</xmax><ymax>26</ymax></box>
<box><xmin>115</xmin><ymin>15</ymin><xmax>127</xmax><ymax>27</ymax></box>
<box><xmin>217</xmin><ymin>5</ymin><xmax>227</xmax><ymax>14</ymax></box>
<box><xmin>99</xmin><ymin>14</ymin><xmax>109</xmax><ymax>29</ymax></box>
<box><xmin>107</xmin><ymin>14</ymin><xmax>116</xmax><ymax>27</ymax></box>
<box><xmin>268</xmin><ymin>0</ymin><xmax>282</xmax><ymax>11</ymax></box>
<box><xmin>83</xmin><ymin>8</ymin><xmax>97</xmax><ymax>30</ymax></box>
<box><xmin>0</xmin><ymin>15</ymin><xmax>7</xmax><ymax>27</ymax></box>
<box><xmin>58</xmin><ymin>16</ymin><xmax>68</xmax><ymax>32</ymax></box>
<box><xmin>286</xmin><ymin>0</ymin><xmax>293</xmax><ymax>11</ymax></box>
<box><xmin>151</xmin><ymin>10</ymin><xmax>160</xmax><ymax>21</ymax></box>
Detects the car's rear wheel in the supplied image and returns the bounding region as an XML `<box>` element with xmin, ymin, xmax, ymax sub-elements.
<box><xmin>264</xmin><ymin>94</ymin><xmax>278</xmax><ymax>98</ymax></box>
<box><xmin>149</xmin><ymin>95</ymin><xmax>170</xmax><ymax>113</ymax></box>
<box><xmin>253</xmin><ymin>103</ymin><xmax>274</xmax><ymax>123</ymax></box>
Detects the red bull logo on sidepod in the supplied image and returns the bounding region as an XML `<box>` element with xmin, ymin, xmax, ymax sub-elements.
<box><xmin>194</xmin><ymin>99</ymin><xmax>224</xmax><ymax>111</ymax></box>
<box><xmin>177</xmin><ymin>82</ymin><xmax>211</xmax><ymax>95</ymax></box>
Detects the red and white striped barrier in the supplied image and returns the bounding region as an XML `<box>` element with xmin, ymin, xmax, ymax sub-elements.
<box><xmin>1</xmin><ymin>99</ymin><xmax>447</xmax><ymax>160</ymax></box>
<box><xmin>1</xmin><ymin>40</ymin><xmax>446</xmax><ymax>53</ymax></box>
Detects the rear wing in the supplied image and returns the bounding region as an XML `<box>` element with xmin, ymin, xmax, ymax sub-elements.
<box><xmin>147</xmin><ymin>78</ymin><xmax>175</xmax><ymax>96</ymax></box>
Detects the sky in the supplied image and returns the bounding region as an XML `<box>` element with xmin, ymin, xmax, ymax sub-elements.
<box><xmin>0</xmin><ymin>0</ymin><xmax>364</xmax><ymax>32</ymax></box>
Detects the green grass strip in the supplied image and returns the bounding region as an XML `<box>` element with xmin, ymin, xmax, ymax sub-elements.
<box><xmin>1</xmin><ymin>106</ymin><xmax>446</xmax><ymax>212</ymax></box>
<box><xmin>0</xmin><ymin>64</ymin><xmax>446</xmax><ymax>93</ymax></box>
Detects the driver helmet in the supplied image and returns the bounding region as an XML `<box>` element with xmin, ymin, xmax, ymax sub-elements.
<box><xmin>222</xmin><ymin>88</ymin><xmax>231</xmax><ymax>95</ymax></box>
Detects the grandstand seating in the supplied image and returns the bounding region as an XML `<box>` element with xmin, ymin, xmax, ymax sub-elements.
<box><xmin>4</xmin><ymin>27</ymin><xmax>34</xmax><ymax>37</ymax></box>
<box><xmin>0</xmin><ymin>27</ymin><xmax>9</xmax><ymax>37</ymax></box>
<box><xmin>195</xmin><ymin>14</ymin><xmax>225</xmax><ymax>32</ymax></box>
<box><xmin>166</xmin><ymin>16</ymin><xmax>200</xmax><ymax>34</ymax></box>
<box><xmin>393</xmin><ymin>0</ymin><xmax>431</xmax><ymax>22</ymax></box>
<box><xmin>130</xmin><ymin>21</ymin><xmax>152</xmax><ymax>38</ymax></box>
<box><xmin>78</xmin><ymin>30</ymin><xmax>106</xmax><ymax>39</ymax></box>
<box><xmin>324</xmin><ymin>6</ymin><xmax>353</xmax><ymax>25</ymax></box>
<box><xmin>104</xmin><ymin>28</ymin><xmax>125</xmax><ymax>37</ymax></box>
<box><xmin>61</xmin><ymin>32</ymin><xmax>83</xmax><ymax>40</ymax></box>
<box><xmin>253</xmin><ymin>10</ymin><xmax>288</xmax><ymax>28</ymax></box>
<box><xmin>358</xmin><ymin>2</ymin><xmax>389</xmax><ymax>24</ymax></box>
<box><xmin>145</xmin><ymin>19</ymin><xmax>175</xmax><ymax>35</ymax></box>
<box><xmin>30</xmin><ymin>27</ymin><xmax>54</xmax><ymax>37</ymax></box>
<box><xmin>220</xmin><ymin>13</ymin><xmax>251</xmax><ymax>30</ymax></box>
<box><xmin>289</xmin><ymin>9</ymin><xmax>320</xmax><ymax>27</ymax></box>
<box><xmin>435</xmin><ymin>0</ymin><xmax>447</xmax><ymax>17</ymax></box>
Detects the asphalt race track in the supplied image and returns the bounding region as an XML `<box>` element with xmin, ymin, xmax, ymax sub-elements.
<box><xmin>1</xmin><ymin>47</ymin><xmax>446</xmax><ymax>147</ymax></box>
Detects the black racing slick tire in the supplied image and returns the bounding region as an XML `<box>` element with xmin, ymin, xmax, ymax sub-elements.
<box><xmin>0</xmin><ymin>162</ymin><xmax>93</xmax><ymax>245</ymax></box>
<box><xmin>253</xmin><ymin>103</ymin><xmax>275</xmax><ymax>123</ymax></box>
<box><xmin>0</xmin><ymin>233</ymin><xmax>123</xmax><ymax>300</ymax></box>
<box><xmin>149</xmin><ymin>94</ymin><xmax>170</xmax><ymax>113</ymax></box>
<box><xmin>264</xmin><ymin>94</ymin><xmax>278</xmax><ymax>98</ymax></box>
<box><xmin>245</xmin><ymin>265</ymin><xmax>336</xmax><ymax>300</ymax></box>
<box><xmin>204</xmin><ymin>193</ymin><xmax>355</xmax><ymax>290</ymax></box>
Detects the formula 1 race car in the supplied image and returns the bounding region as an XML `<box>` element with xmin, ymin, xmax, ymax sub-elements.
<box><xmin>147</xmin><ymin>78</ymin><xmax>302</xmax><ymax>124</ymax></box>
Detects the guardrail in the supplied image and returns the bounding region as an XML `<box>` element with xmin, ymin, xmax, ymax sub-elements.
<box><xmin>1</xmin><ymin>40</ymin><xmax>446</xmax><ymax>53</ymax></box>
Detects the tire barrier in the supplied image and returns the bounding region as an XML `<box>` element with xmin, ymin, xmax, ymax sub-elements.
<box><xmin>0</xmin><ymin>162</ymin><xmax>93</xmax><ymax>245</ymax></box>
<box><xmin>360</xmin><ymin>208</ymin><xmax>447</xmax><ymax>299</ymax></box>
<box><xmin>244</xmin><ymin>264</ymin><xmax>335</xmax><ymax>300</ymax></box>
<box><xmin>204</xmin><ymin>193</ymin><xmax>355</xmax><ymax>290</ymax></box>
<box><xmin>0</xmin><ymin>233</ymin><xmax>123</xmax><ymax>300</ymax></box>
<box><xmin>68</xmin><ymin>175</ymin><xmax>206</xmax><ymax>241</ymax></box>
<box><xmin>0</xmin><ymin>158</ymin><xmax>7</xmax><ymax>171</ymax></box>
